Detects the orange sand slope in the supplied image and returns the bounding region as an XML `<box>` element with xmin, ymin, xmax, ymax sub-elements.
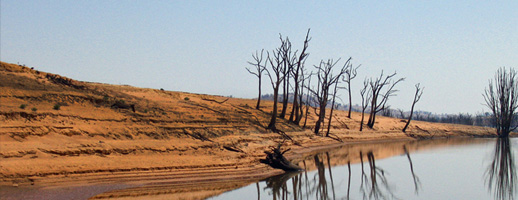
<box><xmin>0</xmin><ymin>61</ymin><xmax>510</xmax><ymax>196</ymax></box>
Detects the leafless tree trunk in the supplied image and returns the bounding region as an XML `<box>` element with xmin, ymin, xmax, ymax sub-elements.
<box><xmin>302</xmin><ymin>75</ymin><xmax>312</xmax><ymax>128</ymax></box>
<box><xmin>279</xmin><ymin>36</ymin><xmax>295</xmax><ymax>119</ymax></box>
<box><xmin>265</xmin><ymin>38</ymin><xmax>288</xmax><ymax>132</ymax></box>
<box><xmin>326</xmin><ymin>78</ymin><xmax>340</xmax><ymax>137</ymax></box>
<box><xmin>343</xmin><ymin>62</ymin><xmax>360</xmax><ymax>118</ymax></box>
<box><xmin>366</xmin><ymin>71</ymin><xmax>405</xmax><ymax>128</ymax></box>
<box><xmin>483</xmin><ymin>67</ymin><xmax>518</xmax><ymax>138</ymax></box>
<box><xmin>308</xmin><ymin>58</ymin><xmax>350</xmax><ymax>135</ymax></box>
<box><xmin>289</xmin><ymin>29</ymin><xmax>311</xmax><ymax>124</ymax></box>
<box><xmin>403</xmin><ymin>83</ymin><xmax>424</xmax><ymax>133</ymax></box>
<box><xmin>296</xmin><ymin>71</ymin><xmax>306</xmax><ymax>124</ymax></box>
<box><xmin>296</xmin><ymin>68</ymin><xmax>310</xmax><ymax>126</ymax></box>
<box><xmin>280</xmin><ymin>67</ymin><xmax>290</xmax><ymax>119</ymax></box>
<box><xmin>360</xmin><ymin>79</ymin><xmax>371</xmax><ymax>131</ymax></box>
<box><xmin>246</xmin><ymin>49</ymin><xmax>267</xmax><ymax>110</ymax></box>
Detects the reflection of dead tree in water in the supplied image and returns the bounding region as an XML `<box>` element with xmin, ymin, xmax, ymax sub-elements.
<box><xmin>314</xmin><ymin>154</ymin><xmax>330</xmax><ymax>200</ymax></box>
<box><xmin>359</xmin><ymin>151</ymin><xmax>396</xmax><ymax>200</ymax></box>
<box><xmin>359</xmin><ymin>151</ymin><xmax>373</xmax><ymax>200</ymax></box>
<box><xmin>347</xmin><ymin>161</ymin><xmax>352</xmax><ymax>200</ymax></box>
<box><xmin>485</xmin><ymin>138</ymin><xmax>516</xmax><ymax>200</ymax></box>
<box><xmin>326</xmin><ymin>152</ymin><xmax>337</xmax><ymax>200</ymax></box>
<box><xmin>263</xmin><ymin>172</ymin><xmax>300</xmax><ymax>199</ymax></box>
<box><xmin>404</xmin><ymin>145</ymin><xmax>421</xmax><ymax>194</ymax></box>
<box><xmin>262</xmin><ymin>169</ymin><xmax>311</xmax><ymax>200</ymax></box>
<box><xmin>303</xmin><ymin>160</ymin><xmax>311</xmax><ymax>199</ymax></box>
<box><xmin>291</xmin><ymin>173</ymin><xmax>301</xmax><ymax>200</ymax></box>
<box><xmin>256</xmin><ymin>182</ymin><xmax>260</xmax><ymax>200</ymax></box>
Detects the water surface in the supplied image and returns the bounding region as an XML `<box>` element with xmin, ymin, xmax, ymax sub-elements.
<box><xmin>210</xmin><ymin>138</ymin><xmax>517</xmax><ymax>200</ymax></box>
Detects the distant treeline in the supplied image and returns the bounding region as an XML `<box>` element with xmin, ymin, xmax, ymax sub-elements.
<box><xmin>260</xmin><ymin>93</ymin><xmax>509</xmax><ymax>128</ymax></box>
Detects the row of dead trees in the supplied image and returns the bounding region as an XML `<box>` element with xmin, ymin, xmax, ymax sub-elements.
<box><xmin>247</xmin><ymin>29</ymin><xmax>424</xmax><ymax>136</ymax></box>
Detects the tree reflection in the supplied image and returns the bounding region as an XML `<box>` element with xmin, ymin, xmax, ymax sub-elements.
<box><xmin>403</xmin><ymin>145</ymin><xmax>421</xmax><ymax>194</ymax></box>
<box><xmin>261</xmin><ymin>153</ymin><xmax>335</xmax><ymax>200</ymax></box>
<box><xmin>347</xmin><ymin>161</ymin><xmax>352</xmax><ymax>199</ymax></box>
<box><xmin>359</xmin><ymin>151</ymin><xmax>396</xmax><ymax>200</ymax></box>
<box><xmin>263</xmin><ymin>171</ymin><xmax>300</xmax><ymax>200</ymax></box>
<box><xmin>261</xmin><ymin>148</ymin><xmax>421</xmax><ymax>200</ymax></box>
<box><xmin>485</xmin><ymin>138</ymin><xmax>517</xmax><ymax>200</ymax></box>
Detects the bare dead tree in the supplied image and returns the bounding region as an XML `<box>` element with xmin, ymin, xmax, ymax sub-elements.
<box><xmin>326</xmin><ymin>77</ymin><xmax>340</xmax><ymax>137</ymax></box>
<box><xmin>403</xmin><ymin>83</ymin><xmax>424</xmax><ymax>133</ymax></box>
<box><xmin>303</xmin><ymin>74</ymin><xmax>312</xmax><ymax>128</ymax></box>
<box><xmin>279</xmin><ymin>36</ymin><xmax>296</xmax><ymax>119</ymax></box>
<box><xmin>246</xmin><ymin>49</ymin><xmax>267</xmax><ymax>110</ymax></box>
<box><xmin>289</xmin><ymin>29</ymin><xmax>311</xmax><ymax>124</ymax></box>
<box><xmin>483</xmin><ymin>67</ymin><xmax>518</xmax><ymax>138</ymax></box>
<box><xmin>265</xmin><ymin>38</ymin><xmax>288</xmax><ymax>132</ymax></box>
<box><xmin>359</xmin><ymin>79</ymin><xmax>371</xmax><ymax>131</ymax></box>
<box><xmin>366</xmin><ymin>71</ymin><xmax>405</xmax><ymax>128</ymax></box>
<box><xmin>343</xmin><ymin>62</ymin><xmax>360</xmax><ymax>118</ymax></box>
<box><xmin>296</xmin><ymin>68</ymin><xmax>309</xmax><ymax>125</ymax></box>
<box><xmin>308</xmin><ymin>58</ymin><xmax>350</xmax><ymax>135</ymax></box>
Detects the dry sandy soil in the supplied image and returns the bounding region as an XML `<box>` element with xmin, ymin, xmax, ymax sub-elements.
<box><xmin>0</xmin><ymin>61</ymin><xmax>512</xmax><ymax>199</ymax></box>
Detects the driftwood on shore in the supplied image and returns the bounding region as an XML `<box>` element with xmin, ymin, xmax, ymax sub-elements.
<box><xmin>260</xmin><ymin>142</ymin><xmax>303</xmax><ymax>171</ymax></box>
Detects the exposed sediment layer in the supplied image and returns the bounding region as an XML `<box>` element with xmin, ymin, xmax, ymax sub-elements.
<box><xmin>0</xmin><ymin>61</ymin><xmax>511</xmax><ymax>199</ymax></box>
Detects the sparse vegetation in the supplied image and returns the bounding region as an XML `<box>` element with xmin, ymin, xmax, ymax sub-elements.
<box><xmin>31</xmin><ymin>107</ymin><xmax>37</xmax><ymax>112</ymax></box>
<box><xmin>184</xmin><ymin>97</ymin><xmax>190</xmax><ymax>101</ymax></box>
<box><xmin>53</xmin><ymin>104</ymin><xmax>61</xmax><ymax>110</ymax></box>
<box><xmin>20</xmin><ymin>104</ymin><xmax>27</xmax><ymax>109</ymax></box>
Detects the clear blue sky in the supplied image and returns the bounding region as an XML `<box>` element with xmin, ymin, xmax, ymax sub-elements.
<box><xmin>1</xmin><ymin>1</ymin><xmax>517</xmax><ymax>114</ymax></box>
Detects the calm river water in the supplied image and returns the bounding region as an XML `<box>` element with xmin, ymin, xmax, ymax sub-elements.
<box><xmin>210</xmin><ymin>138</ymin><xmax>517</xmax><ymax>200</ymax></box>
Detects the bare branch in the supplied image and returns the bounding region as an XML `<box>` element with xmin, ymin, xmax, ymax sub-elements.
<box><xmin>367</xmin><ymin>71</ymin><xmax>405</xmax><ymax>128</ymax></box>
<box><xmin>403</xmin><ymin>83</ymin><xmax>424</xmax><ymax>132</ymax></box>
<box><xmin>483</xmin><ymin>67</ymin><xmax>518</xmax><ymax>137</ymax></box>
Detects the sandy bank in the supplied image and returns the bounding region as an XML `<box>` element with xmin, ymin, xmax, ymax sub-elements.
<box><xmin>0</xmin><ymin>61</ymin><xmax>513</xmax><ymax>199</ymax></box>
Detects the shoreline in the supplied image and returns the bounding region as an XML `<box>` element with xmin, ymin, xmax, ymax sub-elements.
<box><xmin>1</xmin><ymin>61</ymin><xmax>514</xmax><ymax>199</ymax></box>
<box><xmin>2</xmin><ymin>128</ymin><xmax>511</xmax><ymax>200</ymax></box>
